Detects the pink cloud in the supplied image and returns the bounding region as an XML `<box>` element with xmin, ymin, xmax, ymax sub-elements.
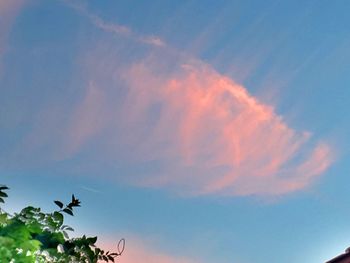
<box><xmin>97</xmin><ymin>237</ymin><xmax>196</xmax><ymax>263</ymax></box>
<box><xmin>61</xmin><ymin>52</ymin><xmax>333</xmax><ymax>196</ymax></box>
<box><xmin>9</xmin><ymin>8</ymin><xmax>333</xmax><ymax>197</ymax></box>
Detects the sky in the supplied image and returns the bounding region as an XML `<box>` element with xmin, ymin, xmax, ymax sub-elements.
<box><xmin>1</xmin><ymin>0</ymin><xmax>350</xmax><ymax>262</ymax></box>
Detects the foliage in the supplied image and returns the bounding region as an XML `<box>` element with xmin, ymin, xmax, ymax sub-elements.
<box><xmin>0</xmin><ymin>185</ymin><xmax>125</xmax><ymax>263</ymax></box>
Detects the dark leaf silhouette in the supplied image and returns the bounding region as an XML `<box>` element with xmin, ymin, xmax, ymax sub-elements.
<box><xmin>54</xmin><ymin>200</ymin><xmax>64</xmax><ymax>209</ymax></box>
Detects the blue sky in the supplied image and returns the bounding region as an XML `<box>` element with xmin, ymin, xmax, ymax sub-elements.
<box><xmin>1</xmin><ymin>1</ymin><xmax>350</xmax><ymax>262</ymax></box>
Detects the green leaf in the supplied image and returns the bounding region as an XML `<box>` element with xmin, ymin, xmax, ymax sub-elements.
<box><xmin>65</xmin><ymin>226</ymin><xmax>74</xmax><ymax>232</ymax></box>
<box><xmin>0</xmin><ymin>213</ymin><xmax>7</xmax><ymax>224</ymax></box>
<box><xmin>46</xmin><ymin>215</ymin><xmax>57</xmax><ymax>231</ymax></box>
<box><xmin>86</xmin><ymin>236</ymin><xmax>97</xmax><ymax>245</ymax></box>
<box><xmin>0</xmin><ymin>192</ymin><xmax>8</xmax><ymax>198</ymax></box>
<box><xmin>54</xmin><ymin>201</ymin><xmax>64</xmax><ymax>209</ymax></box>
<box><xmin>63</xmin><ymin>208</ymin><xmax>73</xmax><ymax>216</ymax></box>
<box><xmin>0</xmin><ymin>186</ymin><xmax>9</xmax><ymax>190</ymax></box>
<box><xmin>62</xmin><ymin>230</ymin><xmax>69</xmax><ymax>239</ymax></box>
<box><xmin>38</xmin><ymin>212</ymin><xmax>45</xmax><ymax>220</ymax></box>
<box><xmin>53</xmin><ymin>211</ymin><xmax>64</xmax><ymax>227</ymax></box>
<box><xmin>20</xmin><ymin>206</ymin><xmax>35</xmax><ymax>216</ymax></box>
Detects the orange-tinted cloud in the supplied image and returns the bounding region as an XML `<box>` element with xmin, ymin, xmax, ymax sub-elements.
<box><xmin>7</xmin><ymin>7</ymin><xmax>332</xmax><ymax>197</ymax></box>
<box><xmin>97</xmin><ymin>236</ymin><xmax>196</xmax><ymax>263</ymax></box>
<box><xmin>110</xmin><ymin>61</ymin><xmax>332</xmax><ymax>195</ymax></box>
<box><xmin>63</xmin><ymin>51</ymin><xmax>333</xmax><ymax>196</ymax></box>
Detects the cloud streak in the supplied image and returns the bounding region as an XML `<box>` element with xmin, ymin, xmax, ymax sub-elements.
<box><xmin>64</xmin><ymin>1</ymin><xmax>166</xmax><ymax>47</ymax></box>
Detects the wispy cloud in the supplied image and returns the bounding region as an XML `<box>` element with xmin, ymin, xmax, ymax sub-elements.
<box><xmin>6</xmin><ymin>4</ymin><xmax>334</xmax><ymax>197</ymax></box>
<box><xmin>141</xmin><ymin>36</ymin><xmax>166</xmax><ymax>47</ymax></box>
<box><xmin>63</xmin><ymin>0</ymin><xmax>166</xmax><ymax>47</ymax></box>
<box><xmin>80</xmin><ymin>185</ymin><xmax>101</xmax><ymax>194</ymax></box>
<box><xmin>56</xmin><ymin>47</ymin><xmax>333</xmax><ymax>196</ymax></box>
<box><xmin>124</xmin><ymin>59</ymin><xmax>332</xmax><ymax>195</ymax></box>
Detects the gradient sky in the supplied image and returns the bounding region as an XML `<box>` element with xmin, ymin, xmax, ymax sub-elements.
<box><xmin>1</xmin><ymin>1</ymin><xmax>350</xmax><ymax>262</ymax></box>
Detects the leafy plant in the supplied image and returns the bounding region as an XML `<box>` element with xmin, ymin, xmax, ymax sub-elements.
<box><xmin>0</xmin><ymin>185</ymin><xmax>125</xmax><ymax>262</ymax></box>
